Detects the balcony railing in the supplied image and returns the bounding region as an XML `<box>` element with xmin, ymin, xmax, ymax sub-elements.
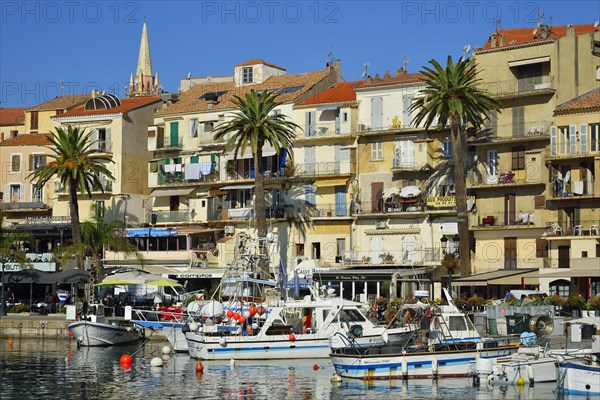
<box><xmin>472</xmin><ymin>210</ymin><xmax>537</xmax><ymax>228</ymax></box>
<box><xmin>481</xmin><ymin>76</ymin><xmax>554</xmax><ymax>99</ymax></box>
<box><xmin>468</xmin><ymin>170</ymin><xmax>543</xmax><ymax>187</ymax></box>
<box><xmin>355</xmin><ymin>199</ymin><xmax>450</xmax><ymax>215</ymax></box>
<box><xmin>303</xmin><ymin>121</ymin><xmax>350</xmax><ymax>137</ymax></box>
<box><xmin>156</xmin><ymin>137</ymin><xmax>183</xmax><ymax>149</ymax></box>
<box><xmin>153</xmin><ymin>210</ymin><xmax>190</xmax><ymax>223</ymax></box>
<box><xmin>343</xmin><ymin>248</ymin><xmax>440</xmax><ymax>265</ymax></box>
<box><xmin>312</xmin><ymin>203</ymin><xmax>350</xmax><ymax>217</ymax></box>
<box><xmin>0</xmin><ymin>201</ymin><xmax>47</xmax><ymax>210</ymax></box>
<box><xmin>550</xmin><ymin>178</ymin><xmax>595</xmax><ymax>198</ymax></box>
<box><xmin>392</xmin><ymin>157</ymin><xmax>418</xmax><ymax>170</ymax></box>
<box><xmin>295</xmin><ymin>161</ymin><xmax>353</xmax><ymax>176</ymax></box>
<box><xmin>544</xmin><ymin>220</ymin><xmax>600</xmax><ymax>237</ymax></box>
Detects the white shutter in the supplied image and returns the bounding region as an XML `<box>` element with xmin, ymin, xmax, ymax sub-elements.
<box><xmin>580</xmin><ymin>124</ymin><xmax>588</xmax><ymax>155</ymax></box>
<box><xmin>91</xmin><ymin>129</ymin><xmax>99</xmax><ymax>151</ymax></box>
<box><xmin>190</xmin><ymin>119</ymin><xmax>198</xmax><ymax>137</ymax></box>
<box><xmin>569</xmin><ymin>125</ymin><xmax>577</xmax><ymax>155</ymax></box>
<box><xmin>105</xmin><ymin>128</ymin><xmax>112</xmax><ymax>152</ymax></box>
<box><xmin>19</xmin><ymin>184</ymin><xmax>25</xmax><ymax>202</ymax></box>
<box><xmin>550</xmin><ymin>126</ymin><xmax>557</xmax><ymax>156</ymax></box>
<box><xmin>3</xmin><ymin>184</ymin><xmax>9</xmax><ymax>203</ymax></box>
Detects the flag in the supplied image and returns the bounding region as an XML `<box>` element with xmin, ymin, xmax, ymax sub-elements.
<box><xmin>278</xmin><ymin>261</ymin><xmax>287</xmax><ymax>299</ymax></box>
<box><xmin>293</xmin><ymin>269</ymin><xmax>300</xmax><ymax>297</ymax></box>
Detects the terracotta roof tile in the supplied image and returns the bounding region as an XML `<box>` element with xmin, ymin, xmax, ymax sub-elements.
<box><xmin>0</xmin><ymin>133</ymin><xmax>51</xmax><ymax>146</ymax></box>
<box><xmin>156</xmin><ymin>70</ymin><xmax>331</xmax><ymax>117</ymax></box>
<box><xmin>28</xmin><ymin>94</ymin><xmax>92</xmax><ymax>111</ymax></box>
<box><xmin>361</xmin><ymin>73</ymin><xmax>427</xmax><ymax>88</ymax></box>
<box><xmin>54</xmin><ymin>96</ymin><xmax>161</xmax><ymax>119</ymax></box>
<box><xmin>479</xmin><ymin>24</ymin><xmax>598</xmax><ymax>51</ymax></box>
<box><xmin>0</xmin><ymin>107</ymin><xmax>27</xmax><ymax>126</ymax></box>
<box><xmin>555</xmin><ymin>88</ymin><xmax>600</xmax><ymax>113</ymax></box>
<box><xmin>297</xmin><ymin>81</ymin><xmax>364</xmax><ymax>106</ymax></box>
<box><xmin>235</xmin><ymin>59</ymin><xmax>286</xmax><ymax>70</ymax></box>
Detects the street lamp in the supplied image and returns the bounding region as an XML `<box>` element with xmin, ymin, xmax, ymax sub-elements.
<box><xmin>440</xmin><ymin>235</ymin><xmax>460</xmax><ymax>297</ymax></box>
<box><xmin>0</xmin><ymin>245</ymin><xmax>17</xmax><ymax>317</ymax></box>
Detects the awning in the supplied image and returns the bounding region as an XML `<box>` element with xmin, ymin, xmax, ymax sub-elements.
<box><xmin>455</xmin><ymin>268</ymin><xmax>538</xmax><ymax>287</ymax></box>
<box><xmin>6</xmin><ymin>268</ymin><xmax>90</xmax><ymax>284</ymax></box>
<box><xmin>316</xmin><ymin>105</ymin><xmax>339</xmax><ymax>111</ymax></box>
<box><xmin>314</xmin><ymin>178</ymin><xmax>348</xmax><ymax>188</ymax></box>
<box><xmin>125</xmin><ymin>228</ymin><xmax>177</xmax><ymax>237</ymax></box>
<box><xmin>176</xmin><ymin>226</ymin><xmax>223</xmax><ymax>235</ymax></box>
<box><xmin>220</xmin><ymin>184</ymin><xmax>254</xmax><ymax>190</ymax></box>
<box><xmin>539</xmin><ymin>268</ymin><xmax>600</xmax><ymax>279</ymax></box>
<box><xmin>150</xmin><ymin>187</ymin><xmax>194</xmax><ymax>197</ymax></box>
<box><xmin>508</xmin><ymin>56</ymin><xmax>551</xmax><ymax>67</ymax></box>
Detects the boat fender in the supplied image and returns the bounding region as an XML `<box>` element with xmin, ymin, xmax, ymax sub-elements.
<box><xmin>330</xmin><ymin>374</ymin><xmax>342</xmax><ymax>383</ymax></box>
<box><xmin>401</xmin><ymin>353</ymin><xmax>408</xmax><ymax>380</ymax></box>
<box><xmin>432</xmin><ymin>356</ymin><xmax>438</xmax><ymax>379</ymax></box>
<box><xmin>181</xmin><ymin>324</ymin><xmax>190</xmax><ymax>334</ymax></box>
<box><xmin>219</xmin><ymin>337</ymin><xmax>227</xmax><ymax>347</ymax></box>
<box><xmin>486</xmin><ymin>374</ymin><xmax>493</xmax><ymax>387</ymax></box>
<box><xmin>526</xmin><ymin>365</ymin><xmax>534</xmax><ymax>386</ymax></box>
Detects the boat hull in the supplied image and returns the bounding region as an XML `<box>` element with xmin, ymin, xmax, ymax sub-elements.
<box><xmin>133</xmin><ymin>321</ymin><xmax>188</xmax><ymax>352</ymax></box>
<box><xmin>557</xmin><ymin>361</ymin><xmax>600</xmax><ymax>396</ymax></box>
<box><xmin>68</xmin><ymin>321</ymin><xmax>142</xmax><ymax>346</ymax></box>
<box><xmin>331</xmin><ymin>343</ymin><xmax>519</xmax><ymax>380</ymax></box>
<box><xmin>186</xmin><ymin>331</ymin><xmax>412</xmax><ymax>360</ymax></box>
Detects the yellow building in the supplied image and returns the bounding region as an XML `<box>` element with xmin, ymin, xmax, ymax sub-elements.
<box><xmin>24</xmin><ymin>94</ymin><xmax>90</xmax><ymax>134</ymax></box>
<box><xmin>464</xmin><ymin>23</ymin><xmax>600</xmax><ymax>292</ymax></box>
<box><xmin>0</xmin><ymin>107</ymin><xmax>26</xmax><ymax>141</ymax></box>
<box><xmin>540</xmin><ymin>88</ymin><xmax>600</xmax><ymax>297</ymax></box>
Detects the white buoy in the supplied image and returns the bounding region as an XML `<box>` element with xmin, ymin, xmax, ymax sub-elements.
<box><xmin>330</xmin><ymin>374</ymin><xmax>342</xmax><ymax>383</ymax></box>
<box><xmin>219</xmin><ymin>337</ymin><xmax>227</xmax><ymax>347</ymax></box>
<box><xmin>162</xmin><ymin>345</ymin><xmax>172</xmax><ymax>355</ymax></box>
<box><xmin>189</xmin><ymin>322</ymin><xmax>199</xmax><ymax>332</ymax></box>
<box><xmin>151</xmin><ymin>357</ymin><xmax>164</xmax><ymax>367</ymax></box>
<box><xmin>401</xmin><ymin>353</ymin><xmax>408</xmax><ymax>380</ymax></box>
<box><xmin>431</xmin><ymin>356</ymin><xmax>438</xmax><ymax>379</ymax></box>
<box><xmin>526</xmin><ymin>365</ymin><xmax>535</xmax><ymax>386</ymax></box>
<box><xmin>162</xmin><ymin>354</ymin><xmax>171</xmax><ymax>362</ymax></box>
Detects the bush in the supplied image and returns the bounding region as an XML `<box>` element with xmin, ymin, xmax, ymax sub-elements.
<box><xmin>567</xmin><ymin>295</ymin><xmax>586</xmax><ymax>309</ymax></box>
<box><xmin>8</xmin><ymin>304</ymin><xmax>30</xmax><ymax>313</ymax></box>
<box><xmin>548</xmin><ymin>295</ymin><xmax>565</xmax><ymax>306</ymax></box>
<box><xmin>587</xmin><ymin>295</ymin><xmax>600</xmax><ymax>311</ymax></box>
<box><xmin>466</xmin><ymin>294</ymin><xmax>485</xmax><ymax>307</ymax></box>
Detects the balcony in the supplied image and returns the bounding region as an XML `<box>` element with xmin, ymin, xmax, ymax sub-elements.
<box><xmin>549</xmin><ymin>179</ymin><xmax>596</xmax><ymax>199</ymax></box>
<box><xmin>342</xmin><ymin>248</ymin><xmax>440</xmax><ymax>265</ymax></box>
<box><xmin>300</xmin><ymin>121</ymin><xmax>351</xmax><ymax>139</ymax></box>
<box><xmin>484</xmin><ymin>76</ymin><xmax>555</xmax><ymax>101</ymax></box>
<box><xmin>547</xmin><ymin>148</ymin><xmax>599</xmax><ymax>161</ymax></box>
<box><xmin>295</xmin><ymin>161</ymin><xmax>354</xmax><ymax>177</ymax></box>
<box><xmin>155</xmin><ymin>136</ymin><xmax>183</xmax><ymax>150</ymax></box>
<box><xmin>356</xmin><ymin>198</ymin><xmax>458</xmax><ymax>216</ymax></box>
<box><xmin>312</xmin><ymin>203</ymin><xmax>350</xmax><ymax>218</ymax></box>
<box><xmin>153</xmin><ymin>210</ymin><xmax>190</xmax><ymax>223</ymax></box>
<box><xmin>543</xmin><ymin>220</ymin><xmax>600</xmax><ymax>238</ymax></box>
<box><xmin>471</xmin><ymin>210</ymin><xmax>539</xmax><ymax>229</ymax></box>
<box><xmin>468</xmin><ymin>170</ymin><xmax>544</xmax><ymax>188</ymax></box>
<box><xmin>0</xmin><ymin>201</ymin><xmax>48</xmax><ymax>210</ymax></box>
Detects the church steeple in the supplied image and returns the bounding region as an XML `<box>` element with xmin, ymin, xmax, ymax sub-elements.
<box><xmin>129</xmin><ymin>21</ymin><xmax>159</xmax><ymax>97</ymax></box>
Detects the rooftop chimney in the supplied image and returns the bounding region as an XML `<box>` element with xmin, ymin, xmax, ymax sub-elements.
<box><xmin>566</xmin><ymin>24</ymin><xmax>575</xmax><ymax>36</ymax></box>
<box><xmin>383</xmin><ymin>70</ymin><xmax>391</xmax><ymax>79</ymax></box>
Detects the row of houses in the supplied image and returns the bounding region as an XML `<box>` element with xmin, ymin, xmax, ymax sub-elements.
<box><xmin>1</xmin><ymin>22</ymin><xmax>599</xmax><ymax>301</ymax></box>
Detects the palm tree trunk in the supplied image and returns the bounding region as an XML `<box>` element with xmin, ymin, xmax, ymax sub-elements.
<box><xmin>68</xmin><ymin>179</ymin><xmax>83</xmax><ymax>269</ymax></box>
<box><xmin>450</xmin><ymin>117</ymin><xmax>471</xmax><ymax>278</ymax></box>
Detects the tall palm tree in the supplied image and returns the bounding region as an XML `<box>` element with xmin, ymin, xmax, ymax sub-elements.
<box><xmin>213</xmin><ymin>90</ymin><xmax>299</xmax><ymax>255</ymax></box>
<box><xmin>58</xmin><ymin>205</ymin><xmax>144</xmax><ymax>301</ymax></box>
<box><xmin>411</xmin><ymin>56</ymin><xmax>502</xmax><ymax>278</ymax></box>
<box><xmin>28</xmin><ymin>126</ymin><xmax>115</xmax><ymax>264</ymax></box>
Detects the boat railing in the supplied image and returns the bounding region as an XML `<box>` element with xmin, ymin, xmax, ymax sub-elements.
<box><xmin>132</xmin><ymin>308</ymin><xmax>189</xmax><ymax>323</ymax></box>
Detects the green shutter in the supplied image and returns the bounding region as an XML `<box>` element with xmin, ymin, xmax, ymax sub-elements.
<box><xmin>170</xmin><ymin>122</ymin><xmax>179</xmax><ymax>147</ymax></box>
<box><xmin>190</xmin><ymin>155</ymin><xmax>199</xmax><ymax>163</ymax></box>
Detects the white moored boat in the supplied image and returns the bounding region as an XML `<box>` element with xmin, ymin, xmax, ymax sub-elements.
<box><xmin>68</xmin><ymin>304</ymin><xmax>142</xmax><ymax>346</ymax></box>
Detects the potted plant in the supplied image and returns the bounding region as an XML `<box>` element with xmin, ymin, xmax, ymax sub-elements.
<box><xmin>361</xmin><ymin>255</ymin><xmax>371</xmax><ymax>264</ymax></box>
<box><xmin>567</xmin><ymin>295</ymin><xmax>586</xmax><ymax>318</ymax></box>
<box><xmin>380</xmin><ymin>252</ymin><xmax>394</xmax><ymax>264</ymax></box>
<box><xmin>467</xmin><ymin>294</ymin><xmax>485</xmax><ymax>311</ymax></box>
<box><xmin>587</xmin><ymin>295</ymin><xmax>600</xmax><ymax>316</ymax></box>
<box><xmin>225</xmin><ymin>160</ymin><xmax>237</xmax><ymax>179</ymax></box>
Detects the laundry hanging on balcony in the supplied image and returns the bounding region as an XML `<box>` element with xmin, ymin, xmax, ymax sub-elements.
<box><xmin>184</xmin><ymin>163</ymin><xmax>202</xmax><ymax>180</ymax></box>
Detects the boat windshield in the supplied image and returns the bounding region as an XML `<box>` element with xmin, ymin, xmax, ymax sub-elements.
<box><xmin>338</xmin><ymin>309</ymin><xmax>367</xmax><ymax>323</ymax></box>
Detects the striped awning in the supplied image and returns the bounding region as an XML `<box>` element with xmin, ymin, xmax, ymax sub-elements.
<box><xmin>508</xmin><ymin>56</ymin><xmax>551</xmax><ymax>67</ymax></box>
<box><xmin>316</xmin><ymin>105</ymin><xmax>339</xmax><ymax>111</ymax></box>
<box><xmin>313</xmin><ymin>178</ymin><xmax>348</xmax><ymax>188</ymax></box>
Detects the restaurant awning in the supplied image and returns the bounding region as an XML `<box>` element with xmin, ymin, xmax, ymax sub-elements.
<box><xmin>220</xmin><ymin>184</ymin><xmax>254</xmax><ymax>190</ymax></box>
<box><xmin>539</xmin><ymin>268</ymin><xmax>600</xmax><ymax>279</ymax></box>
<box><xmin>454</xmin><ymin>268</ymin><xmax>539</xmax><ymax>287</ymax></box>
<box><xmin>125</xmin><ymin>228</ymin><xmax>177</xmax><ymax>237</ymax></box>
<box><xmin>314</xmin><ymin>178</ymin><xmax>348</xmax><ymax>188</ymax></box>
<box><xmin>150</xmin><ymin>187</ymin><xmax>194</xmax><ymax>197</ymax></box>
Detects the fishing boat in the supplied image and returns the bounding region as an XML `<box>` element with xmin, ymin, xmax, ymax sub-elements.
<box><xmin>329</xmin><ymin>293</ymin><xmax>520</xmax><ymax>380</ymax></box>
<box><xmin>68</xmin><ymin>304</ymin><xmax>142</xmax><ymax>346</ymax></box>
<box><xmin>185</xmin><ymin>294</ymin><xmax>417</xmax><ymax>360</ymax></box>
<box><xmin>555</xmin><ymin>354</ymin><xmax>600</xmax><ymax>396</ymax></box>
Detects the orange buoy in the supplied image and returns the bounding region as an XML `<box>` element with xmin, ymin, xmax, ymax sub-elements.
<box><xmin>289</xmin><ymin>333</ymin><xmax>296</xmax><ymax>341</ymax></box>
<box><xmin>313</xmin><ymin>364</ymin><xmax>319</xmax><ymax>371</ymax></box>
<box><xmin>195</xmin><ymin>359</ymin><xmax>204</xmax><ymax>372</ymax></box>
<box><xmin>120</xmin><ymin>354</ymin><xmax>132</xmax><ymax>366</ymax></box>
<box><xmin>68</xmin><ymin>331</ymin><xmax>73</xmax><ymax>337</ymax></box>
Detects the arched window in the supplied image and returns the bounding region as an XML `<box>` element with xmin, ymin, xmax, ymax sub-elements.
<box><xmin>549</xmin><ymin>279</ymin><xmax>570</xmax><ymax>297</ymax></box>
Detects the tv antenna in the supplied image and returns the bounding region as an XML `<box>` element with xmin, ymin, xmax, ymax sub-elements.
<box><xmin>60</xmin><ymin>80</ymin><xmax>64</xmax><ymax>96</ymax></box>
<box><xmin>361</xmin><ymin>62</ymin><xmax>370</xmax><ymax>79</ymax></box>
<box><xmin>403</xmin><ymin>56</ymin><xmax>409</xmax><ymax>72</ymax></box>
<box><xmin>594</xmin><ymin>20</ymin><xmax>599</xmax><ymax>29</ymax></box>
<box><xmin>494</xmin><ymin>19</ymin><xmax>501</xmax><ymax>32</ymax></box>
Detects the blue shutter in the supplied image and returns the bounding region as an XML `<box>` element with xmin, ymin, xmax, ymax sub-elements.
<box><xmin>335</xmin><ymin>186</ymin><xmax>346</xmax><ymax>216</ymax></box>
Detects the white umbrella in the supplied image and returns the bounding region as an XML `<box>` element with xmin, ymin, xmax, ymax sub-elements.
<box><xmin>382</xmin><ymin>187</ymin><xmax>399</xmax><ymax>199</ymax></box>
<box><xmin>399</xmin><ymin>185</ymin><xmax>421</xmax><ymax>198</ymax></box>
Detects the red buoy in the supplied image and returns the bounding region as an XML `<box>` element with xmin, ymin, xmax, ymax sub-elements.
<box><xmin>313</xmin><ymin>364</ymin><xmax>319</xmax><ymax>371</ymax></box>
<box><xmin>249</xmin><ymin>305</ymin><xmax>257</xmax><ymax>316</ymax></box>
<box><xmin>195</xmin><ymin>359</ymin><xmax>204</xmax><ymax>372</ymax></box>
<box><xmin>289</xmin><ymin>333</ymin><xmax>296</xmax><ymax>341</ymax></box>
<box><xmin>120</xmin><ymin>354</ymin><xmax>132</xmax><ymax>366</ymax></box>
<box><xmin>233</xmin><ymin>313</ymin><xmax>240</xmax><ymax>321</ymax></box>
<box><xmin>226</xmin><ymin>310</ymin><xmax>234</xmax><ymax>318</ymax></box>
<box><xmin>239</xmin><ymin>316</ymin><xmax>246</xmax><ymax>324</ymax></box>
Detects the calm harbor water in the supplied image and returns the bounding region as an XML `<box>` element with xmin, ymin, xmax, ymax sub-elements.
<box><xmin>0</xmin><ymin>338</ymin><xmax>571</xmax><ymax>400</ymax></box>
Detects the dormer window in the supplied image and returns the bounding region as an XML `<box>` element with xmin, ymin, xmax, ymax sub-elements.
<box><xmin>242</xmin><ymin>67</ymin><xmax>253</xmax><ymax>84</ymax></box>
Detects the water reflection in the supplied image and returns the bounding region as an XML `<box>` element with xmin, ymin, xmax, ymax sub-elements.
<box><xmin>0</xmin><ymin>339</ymin><xmax>568</xmax><ymax>399</ymax></box>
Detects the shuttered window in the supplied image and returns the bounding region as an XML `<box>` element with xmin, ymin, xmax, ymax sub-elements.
<box><xmin>30</xmin><ymin>111</ymin><xmax>38</xmax><ymax>130</ymax></box>
<box><xmin>512</xmin><ymin>146</ymin><xmax>525</xmax><ymax>170</ymax></box>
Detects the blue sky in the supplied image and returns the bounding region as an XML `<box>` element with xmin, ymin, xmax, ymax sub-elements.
<box><xmin>1</xmin><ymin>1</ymin><xmax>599</xmax><ymax>107</ymax></box>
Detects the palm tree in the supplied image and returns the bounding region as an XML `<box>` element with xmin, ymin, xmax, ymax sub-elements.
<box><xmin>57</xmin><ymin>205</ymin><xmax>144</xmax><ymax>301</ymax></box>
<box><xmin>411</xmin><ymin>56</ymin><xmax>502</xmax><ymax>277</ymax></box>
<box><xmin>213</xmin><ymin>90</ymin><xmax>299</xmax><ymax>276</ymax></box>
<box><xmin>28</xmin><ymin>126</ymin><xmax>115</xmax><ymax>265</ymax></box>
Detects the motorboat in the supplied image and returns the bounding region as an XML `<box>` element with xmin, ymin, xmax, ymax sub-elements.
<box><xmin>555</xmin><ymin>346</ymin><xmax>600</xmax><ymax>396</ymax></box>
<box><xmin>329</xmin><ymin>293</ymin><xmax>520</xmax><ymax>380</ymax></box>
<box><xmin>68</xmin><ymin>304</ymin><xmax>142</xmax><ymax>346</ymax></box>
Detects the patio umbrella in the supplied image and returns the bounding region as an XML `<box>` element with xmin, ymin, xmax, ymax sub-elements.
<box><xmin>95</xmin><ymin>278</ymin><xmax>138</xmax><ymax>287</ymax></box>
<box><xmin>144</xmin><ymin>277</ymin><xmax>182</xmax><ymax>287</ymax></box>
